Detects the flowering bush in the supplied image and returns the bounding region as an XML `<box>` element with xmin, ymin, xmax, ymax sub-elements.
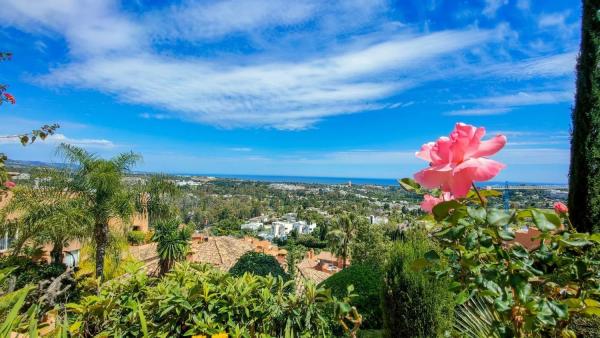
<box><xmin>401</xmin><ymin>123</ymin><xmax>600</xmax><ymax>337</ymax></box>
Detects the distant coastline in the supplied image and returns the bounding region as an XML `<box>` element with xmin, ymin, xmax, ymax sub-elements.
<box><xmin>175</xmin><ymin>173</ymin><xmax>568</xmax><ymax>188</ymax></box>
<box><xmin>7</xmin><ymin>160</ymin><xmax>568</xmax><ymax>188</ymax></box>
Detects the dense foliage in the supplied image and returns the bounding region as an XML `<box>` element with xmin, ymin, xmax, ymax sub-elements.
<box><xmin>66</xmin><ymin>263</ymin><xmax>359</xmax><ymax>337</ymax></box>
<box><xmin>127</xmin><ymin>230</ymin><xmax>146</xmax><ymax>245</ymax></box>
<box><xmin>569</xmin><ymin>0</ymin><xmax>600</xmax><ymax>234</ymax></box>
<box><xmin>381</xmin><ymin>229</ymin><xmax>454</xmax><ymax>337</ymax></box>
<box><xmin>321</xmin><ymin>264</ymin><xmax>384</xmax><ymax>330</ymax></box>
<box><xmin>229</xmin><ymin>252</ymin><xmax>289</xmax><ymax>280</ymax></box>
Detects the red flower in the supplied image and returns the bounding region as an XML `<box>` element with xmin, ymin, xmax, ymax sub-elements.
<box><xmin>3</xmin><ymin>181</ymin><xmax>16</xmax><ymax>189</ymax></box>
<box><xmin>553</xmin><ymin>202</ymin><xmax>568</xmax><ymax>214</ymax></box>
<box><xmin>3</xmin><ymin>93</ymin><xmax>15</xmax><ymax>104</ymax></box>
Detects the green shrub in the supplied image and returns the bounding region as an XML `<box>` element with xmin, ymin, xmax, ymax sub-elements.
<box><xmin>381</xmin><ymin>229</ymin><xmax>453</xmax><ymax>337</ymax></box>
<box><xmin>297</xmin><ymin>234</ymin><xmax>327</xmax><ymax>249</ymax></box>
<box><xmin>229</xmin><ymin>252</ymin><xmax>288</xmax><ymax>280</ymax></box>
<box><xmin>127</xmin><ymin>230</ymin><xmax>146</xmax><ymax>245</ymax></box>
<box><xmin>569</xmin><ymin>315</ymin><xmax>600</xmax><ymax>338</ymax></box>
<box><xmin>320</xmin><ymin>264</ymin><xmax>384</xmax><ymax>330</ymax></box>
<box><xmin>67</xmin><ymin>263</ymin><xmax>360</xmax><ymax>337</ymax></box>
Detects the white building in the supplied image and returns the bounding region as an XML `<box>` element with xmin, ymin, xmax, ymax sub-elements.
<box><xmin>240</xmin><ymin>222</ymin><xmax>263</xmax><ymax>231</ymax></box>
<box><xmin>369</xmin><ymin>215</ymin><xmax>389</xmax><ymax>225</ymax></box>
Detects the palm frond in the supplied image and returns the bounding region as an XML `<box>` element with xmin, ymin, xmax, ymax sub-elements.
<box><xmin>454</xmin><ymin>296</ymin><xmax>501</xmax><ymax>338</ymax></box>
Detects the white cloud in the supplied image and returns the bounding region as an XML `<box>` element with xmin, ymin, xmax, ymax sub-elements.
<box><xmin>463</xmin><ymin>91</ymin><xmax>573</xmax><ymax>107</ymax></box>
<box><xmin>36</xmin><ymin>30</ymin><xmax>492</xmax><ymax>129</ymax></box>
<box><xmin>496</xmin><ymin>148</ymin><xmax>569</xmax><ymax>165</ymax></box>
<box><xmin>444</xmin><ymin>107</ymin><xmax>511</xmax><ymax>116</ymax></box>
<box><xmin>139</xmin><ymin>112</ymin><xmax>172</xmax><ymax>120</ymax></box>
<box><xmin>0</xmin><ymin>0</ymin><xmax>578</xmax><ymax>131</ymax></box>
<box><xmin>147</xmin><ymin>0</ymin><xmax>318</xmax><ymax>41</ymax></box>
<box><xmin>487</xmin><ymin>52</ymin><xmax>576</xmax><ymax>79</ymax></box>
<box><xmin>538</xmin><ymin>12</ymin><xmax>571</xmax><ymax>29</ymax></box>
<box><xmin>229</xmin><ymin>147</ymin><xmax>252</xmax><ymax>152</ymax></box>
<box><xmin>516</xmin><ymin>0</ymin><xmax>530</xmax><ymax>11</ymax></box>
<box><xmin>0</xmin><ymin>0</ymin><xmax>144</xmax><ymax>56</ymax></box>
<box><xmin>0</xmin><ymin>133</ymin><xmax>115</xmax><ymax>148</ymax></box>
<box><xmin>483</xmin><ymin>0</ymin><xmax>508</xmax><ymax>18</ymax></box>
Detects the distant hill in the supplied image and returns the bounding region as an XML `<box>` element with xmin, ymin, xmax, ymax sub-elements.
<box><xmin>6</xmin><ymin>159</ymin><xmax>71</xmax><ymax>170</ymax></box>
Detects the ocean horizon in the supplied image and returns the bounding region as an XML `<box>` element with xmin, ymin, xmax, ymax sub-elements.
<box><xmin>174</xmin><ymin>173</ymin><xmax>568</xmax><ymax>188</ymax></box>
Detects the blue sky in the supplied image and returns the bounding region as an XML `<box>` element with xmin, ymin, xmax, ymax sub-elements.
<box><xmin>0</xmin><ymin>0</ymin><xmax>579</xmax><ymax>182</ymax></box>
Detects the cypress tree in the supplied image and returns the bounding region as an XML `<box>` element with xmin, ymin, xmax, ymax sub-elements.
<box><xmin>568</xmin><ymin>1</ymin><xmax>600</xmax><ymax>233</ymax></box>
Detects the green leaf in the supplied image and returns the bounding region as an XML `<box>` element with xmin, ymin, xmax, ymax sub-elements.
<box><xmin>582</xmin><ymin>307</ymin><xmax>600</xmax><ymax>316</ymax></box>
<box><xmin>467</xmin><ymin>206</ymin><xmax>487</xmax><ymax>223</ymax></box>
<box><xmin>510</xmin><ymin>274</ymin><xmax>531</xmax><ymax>303</ymax></box>
<box><xmin>487</xmin><ymin>209</ymin><xmax>511</xmax><ymax>227</ymax></box>
<box><xmin>531</xmin><ymin>209</ymin><xmax>560</xmax><ymax>232</ymax></box>
<box><xmin>585</xmin><ymin>299</ymin><xmax>600</xmax><ymax>307</ymax></box>
<box><xmin>410</xmin><ymin>258</ymin><xmax>431</xmax><ymax>271</ymax></box>
<box><xmin>560</xmin><ymin>238</ymin><xmax>592</xmax><ymax>247</ymax></box>
<box><xmin>424</xmin><ymin>250</ymin><xmax>440</xmax><ymax>262</ymax></box>
<box><xmin>499</xmin><ymin>229</ymin><xmax>516</xmax><ymax>241</ymax></box>
<box><xmin>455</xmin><ymin>290</ymin><xmax>469</xmax><ymax>305</ymax></box>
<box><xmin>398</xmin><ymin>178</ymin><xmax>421</xmax><ymax>192</ymax></box>
<box><xmin>478</xmin><ymin>189</ymin><xmax>503</xmax><ymax>198</ymax></box>
<box><xmin>432</xmin><ymin>200</ymin><xmax>464</xmax><ymax>221</ymax></box>
<box><xmin>563</xmin><ymin>298</ymin><xmax>584</xmax><ymax>309</ymax></box>
<box><xmin>511</xmin><ymin>244</ymin><xmax>529</xmax><ymax>258</ymax></box>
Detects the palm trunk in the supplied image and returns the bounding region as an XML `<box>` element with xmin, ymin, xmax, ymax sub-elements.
<box><xmin>159</xmin><ymin>258</ymin><xmax>173</xmax><ymax>276</ymax></box>
<box><xmin>95</xmin><ymin>222</ymin><xmax>109</xmax><ymax>281</ymax></box>
<box><xmin>342</xmin><ymin>244</ymin><xmax>347</xmax><ymax>269</ymax></box>
<box><xmin>50</xmin><ymin>242</ymin><xmax>64</xmax><ymax>265</ymax></box>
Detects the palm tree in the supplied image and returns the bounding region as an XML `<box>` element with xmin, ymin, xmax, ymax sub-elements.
<box><xmin>58</xmin><ymin>143</ymin><xmax>141</xmax><ymax>280</ymax></box>
<box><xmin>326</xmin><ymin>213</ymin><xmax>363</xmax><ymax>268</ymax></box>
<box><xmin>0</xmin><ymin>175</ymin><xmax>92</xmax><ymax>263</ymax></box>
<box><xmin>136</xmin><ymin>174</ymin><xmax>181</xmax><ymax>227</ymax></box>
<box><xmin>152</xmin><ymin>218</ymin><xmax>191</xmax><ymax>275</ymax></box>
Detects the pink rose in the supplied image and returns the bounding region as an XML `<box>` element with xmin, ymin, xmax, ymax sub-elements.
<box><xmin>414</xmin><ymin>123</ymin><xmax>507</xmax><ymax>197</ymax></box>
<box><xmin>553</xmin><ymin>202</ymin><xmax>568</xmax><ymax>214</ymax></box>
<box><xmin>420</xmin><ymin>192</ymin><xmax>453</xmax><ymax>214</ymax></box>
<box><xmin>3</xmin><ymin>181</ymin><xmax>16</xmax><ymax>189</ymax></box>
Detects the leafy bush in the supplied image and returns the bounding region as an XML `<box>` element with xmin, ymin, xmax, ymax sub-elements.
<box><xmin>127</xmin><ymin>230</ymin><xmax>146</xmax><ymax>245</ymax></box>
<box><xmin>67</xmin><ymin>263</ymin><xmax>361</xmax><ymax>337</ymax></box>
<box><xmin>229</xmin><ymin>252</ymin><xmax>288</xmax><ymax>280</ymax></box>
<box><xmin>320</xmin><ymin>264</ymin><xmax>384</xmax><ymax>329</ymax></box>
<box><xmin>297</xmin><ymin>234</ymin><xmax>327</xmax><ymax>249</ymax></box>
<box><xmin>569</xmin><ymin>314</ymin><xmax>600</xmax><ymax>338</ymax></box>
<box><xmin>381</xmin><ymin>229</ymin><xmax>453</xmax><ymax>337</ymax></box>
<box><xmin>0</xmin><ymin>257</ymin><xmax>66</xmax><ymax>291</ymax></box>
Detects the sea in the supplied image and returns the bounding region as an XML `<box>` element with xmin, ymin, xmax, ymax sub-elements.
<box><xmin>177</xmin><ymin>173</ymin><xmax>567</xmax><ymax>188</ymax></box>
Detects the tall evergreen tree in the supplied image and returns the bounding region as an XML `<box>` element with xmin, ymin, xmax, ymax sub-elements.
<box><xmin>568</xmin><ymin>1</ymin><xmax>600</xmax><ymax>233</ymax></box>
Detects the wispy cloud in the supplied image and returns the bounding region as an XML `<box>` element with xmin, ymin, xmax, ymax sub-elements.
<box><xmin>0</xmin><ymin>133</ymin><xmax>115</xmax><ymax>148</ymax></box>
<box><xmin>486</xmin><ymin>52</ymin><xmax>576</xmax><ymax>79</ymax></box>
<box><xmin>147</xmin><ymin>0</ymin><xmax>318</xmax><ymax>41</ymax></box>
<box><xmin>35</xmin><ymin>29</ymin><xmax>492</xmax><ymax>129</ymax></box>
<box><xmin>229</xmin><ymin>147</ymin><xmax>252</xmax><ymax>152</ymax></box>
<box><xmin>483</xmin><ymin>0</ymin><xmax>508</xmax><ymax>18</ymax></box>
<box><xmin>444</xmin><ymin>107</ymin><xmax>511</xmax><ymax>116</ymax></box>
<box><xmin>463</xmin><ymin>91</ymin><xmax>573</xmax><ymax>107</ymax></box>
<box><xmin>139</xmin><ymin>112</ymin><xmax>172</xmax><ymax>120</ymax></box>
<box><xmin>0</xmin><ymin>0</ymin><xmax>579</xmax><ymax>132</ymax></box>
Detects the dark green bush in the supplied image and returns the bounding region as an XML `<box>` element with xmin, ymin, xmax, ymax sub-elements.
<box><xmin>381</xmin><ymin>230</ymin><xmax>453</xmax><ymax>337</ymax></box>
<box><xmin>297</xmin><ymin>234</ymin><xmax>327</xmax><ymax>249</ymax></box>
<box><xmin>229</xmin><ymin>252</ymin><xmax>288</xmax><ymax>280</ymax></box>
<box><xmin>127</xmin><ymin>230</ymin><xmax>146</xmax><ymax>245</ymax></box>
<box><xmin>320</xmin><ymin>264</ymin><xmax>384</xmax><ymax>330</ymax></box>
<box><xmin>569</xmin><ymin>314</ymin><xmax>600</xmax><ymax>338</ymax></box>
